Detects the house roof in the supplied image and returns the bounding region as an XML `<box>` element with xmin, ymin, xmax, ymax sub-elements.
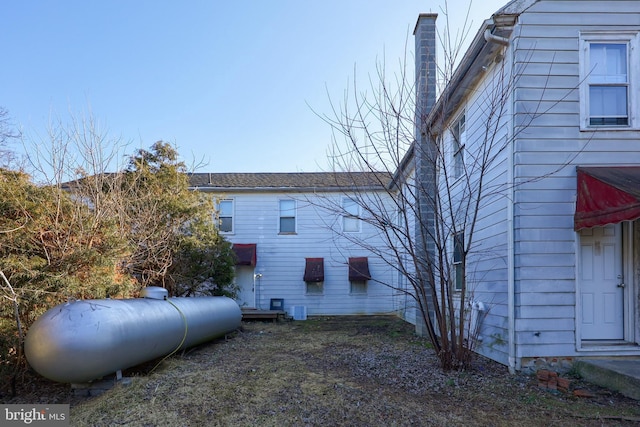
<box><xmin>397</xmin><ymin>0</ymin><xmax>535</xmax><ymax>179</ymax></box>
<box><xmin>495</xmin><ymin>0</ymin><xmax>538</xmax><ymax>15</ymax></box>
<box><xmin>188</xmin><ymin>172</ymin><xmax>392</xmax><ymax>192</ymax></box>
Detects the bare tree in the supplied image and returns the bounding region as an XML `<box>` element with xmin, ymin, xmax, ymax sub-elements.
<box><xmin>315</xmin><ymin>10</ymin><xmax>530</xmax><ymax>370</ymax></box>
<box><xmin>0</xmin><ymin>107</ymin><xmax>21</xmax><ymax>169</ymax></box>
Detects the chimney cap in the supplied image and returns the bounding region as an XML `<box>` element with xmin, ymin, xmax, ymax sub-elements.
<box><xmin>413</xmin><ymin>13</ymin><xmax>438</xmax><ymax>35</ymax></box>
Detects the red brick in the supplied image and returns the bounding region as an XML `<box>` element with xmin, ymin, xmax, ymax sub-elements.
<box><xmin>573</xmin><ymin>389</ymin><xmax>595</xmax><ymax>398</ymax></box>
<box><xmin>537</xmin><ymin>370</ymin><xmax>550</xmax><ymax>381</ymax></box>
<box><xmin>557</xmin><ymin>377</ymin><xmax>571</xmax><ymax>392</ymax></box>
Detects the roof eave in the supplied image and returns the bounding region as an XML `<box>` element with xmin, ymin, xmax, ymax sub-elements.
<box><xmin>427</xmin><ymin>15</ymin><xmax>517</xmax><ymax>132</ymax></box>
<box><xmin>190</xmin><ymin>186</ymin><xmax>389</xmax><ymax>193</ymax></box>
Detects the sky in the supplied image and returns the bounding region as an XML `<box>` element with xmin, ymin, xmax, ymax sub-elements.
<box><xmin>2</xmin><ymin>0</ymin><xmax>508</xmax><ymax>176</ymax></box>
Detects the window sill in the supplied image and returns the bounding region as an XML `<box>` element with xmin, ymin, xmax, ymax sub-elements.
<box><xmin>278</xmin><ymin>232</ymin><xmax>297</xmax><ymax>235</ymax></box>
<box><xmin>580</xmin><ymin>125</ymin><xmax>637</xmax><ymax>132</ymax></box>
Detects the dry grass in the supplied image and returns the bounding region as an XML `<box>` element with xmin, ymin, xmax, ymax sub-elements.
<box><xmin>7</xmin><ymin>316</ymin><xmax>640</xmax><ymax>426</ymax></box>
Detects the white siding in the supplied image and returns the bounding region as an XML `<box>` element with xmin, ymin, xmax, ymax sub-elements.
<box><xmin>511</xmin><ymin>0</ymin><xmax>640</xmax><ymax>361</ymax></box>
<box><xmin>428</xmin><ymin>0</ymin><xmax>640</xmax><ymax>367</ymax></box>
<box><xmin>396</xmin><ymin>166</ymin><xmax>422</xmax><ymax>328</ymax></box>
<box><xmin>433</xmin><ymin>46</ymin><xmax>514</xmax><ymax>365</ymax></box>
<box><xmin>214</xmin><ymin>190</ymin><xmax>398</xmax><ymax>316</ymax></box>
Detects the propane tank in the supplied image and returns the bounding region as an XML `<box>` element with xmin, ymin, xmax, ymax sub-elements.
<box><xmin>24</xmin><ymin>288</ymin><xmax>241</xmax><ymax>383</ymax></box>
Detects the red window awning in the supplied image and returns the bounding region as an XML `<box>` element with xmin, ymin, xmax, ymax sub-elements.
<box><xmin>232</xmin><ymin>244</ymin><xmax>257</xmax><ymax>266</ymax></box>
<box><xmin>574</xmin><ymin>166</ymin><xmax>640</xmax><ymax>231</ymax></box>
<box><xmin>348</xmin><ymin>257</ymin><xmax>371</xmax><ymax>281</ymax></box>
<box><xmin>304</xmin><ymin>258</ymin><xmax>324</xmax><ymax>282</ymax></box>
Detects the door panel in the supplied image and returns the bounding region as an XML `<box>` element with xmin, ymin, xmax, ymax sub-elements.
<box><xmin>580</xmin><ymin>224</ymin><xmax>624</xmax><ymax>340</ymax></box>
<box><xmin>235</xmin><ymin>266</ymin><xmax>255</xmax><ymax>307</ymax></box>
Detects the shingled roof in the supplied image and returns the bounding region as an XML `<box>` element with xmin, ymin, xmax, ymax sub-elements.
<box><xmin>188</xmin><ymin>172</ymin><xmax>391</xmax><ymax>191</ymax></box>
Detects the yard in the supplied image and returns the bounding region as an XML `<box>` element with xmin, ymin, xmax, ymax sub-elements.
<box><xmin>7</xmin><ymin>316</ymin><xmax>640</xmax><ymax>426</ymax></box>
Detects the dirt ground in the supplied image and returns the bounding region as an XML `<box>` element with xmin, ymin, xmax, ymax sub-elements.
<box><xmin>5</xmin><ymin>316</ymin><xmax>640</xmax><ymax>426</ymax></box>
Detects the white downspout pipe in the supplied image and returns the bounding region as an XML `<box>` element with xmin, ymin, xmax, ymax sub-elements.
<box><xmin>484</xmin><ymin>28</ymin><xmax>510</xmax><ymax>46</ymax></box>
<box><xmin>504</xmin><ymin>22</ymin><xmax>517</xmax><ymax>375</ymax></box>
<box><xmin>507</xmin><ymin>110</ymin><xmax>516</xmax><ymax>374</ymax></box>
<box><xmin>484</xmin><ymin>16</ymin><xmax>516</xmax><ymax>374</ymax></box>
<box><xmin>253</xmin><ymin>273</ymin><xmax>262</xmax><ymax>309</ymax></box>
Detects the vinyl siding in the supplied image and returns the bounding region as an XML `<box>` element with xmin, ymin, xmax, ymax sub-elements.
<box><xmin>213</xmin><ymin>190</ymin><xmax>399</xmax><ymax>316</ymax></box>
<box><xmin>434</xmin><ymin>0</ymin><xmax>640</xmax><ymax>366</ymax></box>
<box><xmin>512</xmin><ymin>0</ymin><xmax>640</xmax><ymax>361</ymax></box>
<box><xmin>441</xmin><ymin>51</ymin><xmax>513</xmax><ymax>365</ymax></box>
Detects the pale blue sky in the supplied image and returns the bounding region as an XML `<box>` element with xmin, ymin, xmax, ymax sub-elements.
<box><xmin>2</xmin><ymin>0</ymin><xmax>507</xmax><ymax>174</ymax></box>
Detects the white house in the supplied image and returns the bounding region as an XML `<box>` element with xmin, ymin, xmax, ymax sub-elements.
<box><xmin>189</xmin><ymin>172</ymin><xmax>400</xmax><ymax>317</ymax></box>
<box><xmin>408</xmin><ymin>0</ymin><xmax>640</xmax><ymax>372</ymax></box>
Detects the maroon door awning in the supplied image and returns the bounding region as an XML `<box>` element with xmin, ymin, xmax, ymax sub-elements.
<box><xmin>348</xmin><ymin>257</ymin><xmax>371</xmax><ymax>281</ymax></box>
<box><xmin>232</xmin><ymin>243</ymin><xmax>257</xmax><ymax>266</ymax></box>
<box><xmin>304</xmin><ymin>258</ymin><xmax>324</xmax><ymax>282</ymax></box>
<box><xmin>574</xmin><ymin>167</ymin><xmax>640</xmax><ymax>231</ymax></box>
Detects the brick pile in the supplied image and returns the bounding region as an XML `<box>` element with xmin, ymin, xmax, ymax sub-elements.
<box><xmin>536</xmin><ymin>369</ymin><xmax>594</xmax><ymax>397</ymax></box>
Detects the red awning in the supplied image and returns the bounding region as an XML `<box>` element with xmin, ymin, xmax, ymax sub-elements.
<box><xmin>574</xmin><ymin>167</ymin><xmax>640</xmax><ymax>231</ymax></box>
<box><xmin>304</xmin><ymin>258</ymin><xmax>324</xmax><ymax>282</ymax></box>
<box><xmin>348</xmin><ymin>257</ymin><xmax>371</xmax><ymax>281</ymax></box>
<box><xmin>232</xmin><ymin>244</ymin><xmax>257</xmax><ymax>266</ymax></box>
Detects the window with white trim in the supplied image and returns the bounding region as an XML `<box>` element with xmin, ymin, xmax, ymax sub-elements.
<box><xmin>451</xmin><ymin>114</ymin><xmax>465</xmax><ymax>179</ymax></box>
<box><xmin>279</xmin><ymin>199</ymin><xmax>296</xmax><ymax>233</ymax></box>
<box><xmin>580</xmin><ymin>32</ymin><xmax>639</xmax><ymax>129</ymax></box>
<box><xmin>342</xmin><ymin>197</ymin><xmax>361</xmax><ymax>232</ymax></box>
<box><xmin>218</xmin><ymin>199</ymin><xmax>233</xmax><ymax>233</ymax></box>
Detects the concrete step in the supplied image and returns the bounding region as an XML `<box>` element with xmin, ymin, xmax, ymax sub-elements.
<box><xmin>574</xmin><ymin>358</ymin><xmax>640</xmax><ymax>400</ymax></box>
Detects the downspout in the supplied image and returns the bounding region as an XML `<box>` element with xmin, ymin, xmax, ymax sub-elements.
<box><xmin>503</xmin><ymin>22</ymin><xmax>517</xmax><ymax>375</ymax></box>
<box><xmin>484</xmin><ymin>28</ymin><xmax>510</xmax><ymax>46</ymax></box>
<box><xmin>253</xmin><ymin>273</ymin><xmax>262</xmax><ymax>309</ymax></box>
<box><xmin>506</xmin><ymin>77</ymin><xmax>516</xmax><ymax>374</ymax></box>
<box><xmin>485</xmin><ymin>16</ymin><xmax>517</xmax><ymax>374</ymax></box>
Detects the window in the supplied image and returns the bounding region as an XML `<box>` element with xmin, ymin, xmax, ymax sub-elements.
<box><xmin>279</xmin><ymin>199</ymin><xmax>296</xmax><ymax>233</ymax></box>
<box><xmin>589</xmin><ymin>43</ymin><xmax>628</xmax><ymax>125</ymax></box>
<box><xmin>453</xmin><ymin>231</ymin><xmax>464</xmax><ymax>292</ymax></box>
<box><xmin>581</xmin><ymin>33</ymin><xmax>638</xmax><ymax>128</ymax></box>
<box><xmin>218</xmin><ymin>199</ymin><xmax>233</xmax><ymax>233</ymax></box>
<box><xmin>452</xmin><ymin>114</ymin><xmax>465</xmax><ymax>178</ymax></box>
<box><xmin>304</xmin><ymin>258</ymin><xmax>324</xmax><ymax>295</ymax></box>
<box><xmin>350</xmin><ymin>281</ymin><xmax>367</xmax><ymax>294</ymax></box>
<box><xmin>343</xmin><ymin>197</ymin><xmax>360</xmax><ymax>232</ymax></box>
<box><xmin>348</xmin><ymin>257</ymin><xmax>370</xmax><ymax>294</ymax></box>
<box><xmin>306</xmin><ymin>282</ymin><xmax>323</xmax><ymax>294</ymax></box>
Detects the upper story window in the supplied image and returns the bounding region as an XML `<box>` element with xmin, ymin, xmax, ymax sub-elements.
<box><xmin>580</xmin><ymin>32</ymin><xmax>638</xmax><ymax>129</ymax></box>
<box><xmin>279</xmin><ymin>199</ymin><xmax>296</xmax><ymax>233</ymax></box>
<box><xmin>342</xmin><ymin>197</ymin><xmax>361</xmax><ymax>232</ymax></box>
<box><xmin>451</xmin><ymin>113</ymin><xmax>465</xmax><ymax>179</ymax></box>
<box><xmin>589</xmin><ymin>43</ymin><xmax>628</xmax><ymax>125</ymax></box>
<box><xmin>218</xmin><ymin>199</ymin><xmax>233</xmax><ymax>233</ymax></box>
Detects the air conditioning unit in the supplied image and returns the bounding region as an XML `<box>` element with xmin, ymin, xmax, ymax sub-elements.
<box><xmin>291</xmin><ymin>305</ymin><xmax>307</xmax><ymax>321</ymax></box>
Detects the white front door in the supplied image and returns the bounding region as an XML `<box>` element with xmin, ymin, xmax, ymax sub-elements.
<box><xmin>579</xmin><ymin>224</ymin><xmax>625</xmax><ymax>340</ymax></box>
<box><xmin>235</xmin><ymin>266</ymin><xmax>255</xmax><ymax>308</ymax></box>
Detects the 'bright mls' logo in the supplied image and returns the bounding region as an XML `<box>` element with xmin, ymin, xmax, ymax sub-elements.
<box><xmin>2</xmin><ymin>405</ymin><xmax>69</xmax><ymax>426</ymax></box>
